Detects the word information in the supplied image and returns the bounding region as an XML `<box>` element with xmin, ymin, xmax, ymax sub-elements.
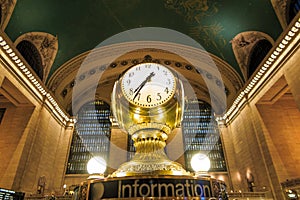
<box><xmin>89</xmin><ymin>177</ymin><xmax>214</xmax><ymax>199</ymax></box>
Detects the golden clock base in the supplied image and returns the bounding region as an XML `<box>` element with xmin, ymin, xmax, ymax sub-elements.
<box><xmin>111</xmin><ymin>158</ymin><xmax>190</xmax><ymax>177</ymax></box>
<box><xmin>110</xmin><ymin>135</ymin><xmax>190</xmax><ymax>177</ymax></box>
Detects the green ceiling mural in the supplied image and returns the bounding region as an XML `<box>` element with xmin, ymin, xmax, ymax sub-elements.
<box><xmin>165</xmin><ymin>0</ymin><xmax>227</xmax><ymax>59</ymax></box>
<box><xmin>5</xmin><ymin>0</ymin><xmax>282</xmax><ymax>78</ymax></box>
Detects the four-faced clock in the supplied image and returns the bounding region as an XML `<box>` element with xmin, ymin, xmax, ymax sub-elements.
<box><xmin>121</xmin><ymin>63</ymin><xmax>176</xmax><ymax>108</ymax></box>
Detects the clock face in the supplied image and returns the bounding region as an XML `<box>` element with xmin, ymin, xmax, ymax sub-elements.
<box><xmin>121</xmin><ymin>63</ymin><xmax>176</xmax><ymax>108</ymax></box>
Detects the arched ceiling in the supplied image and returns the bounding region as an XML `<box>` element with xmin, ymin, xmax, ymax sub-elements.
<box><xmin>5</xmin><ymin>0</ymin><xmax>282</xmax><ymax>79</ymax></box>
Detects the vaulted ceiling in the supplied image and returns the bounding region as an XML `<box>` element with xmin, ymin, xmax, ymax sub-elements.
<box><xmin>5</xmin><ymin>0</ymin><xmax>282</xmax><ymax>79</ymax></box>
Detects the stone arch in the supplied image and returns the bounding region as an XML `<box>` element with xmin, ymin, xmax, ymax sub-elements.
<box><xmin>248</xmin><ymin>39</ymin><xmax>273</xmax><ymax>78</ymax></box>
<box><xmin>16</xmin><ymin>40</ymin><xmax>44</xmax><ymax>80</ymax></box>
<box><xmin>270</xmin><ymin>0</ymin><xmax>299</xmax><ymax>28</ymax></box>
<box><xmin>14</xmin><ymin>32</ymin><xmax>58</xmax><ymax>82</ymax></box>
<box><xmin>231</xmin><ymin>31</ymin><xmax>274</xmax><ymax>80</ymax></box>
<box><xmin>286</xmin><ymin>0</ymin><xmax>300</xmax><ymax>24</ymax></box>
<box><xmin>0</xmin><ymin>0</ymin><xmax>17</xmax><ymax>30</ymax></box>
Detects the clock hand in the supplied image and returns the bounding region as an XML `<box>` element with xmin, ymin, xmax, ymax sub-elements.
<box><xmin>134</xmin><ymin>72</ymin><xmax>155</xmax><ymax>93</ymax></box>
<box><xmin>133</xmin><ymin>72</ymin><xmax>155</xmax><ymax>100</ymax></box>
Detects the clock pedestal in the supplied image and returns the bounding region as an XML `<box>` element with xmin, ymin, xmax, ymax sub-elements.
<box><xmin>111</xmin><ymin>129</ymin><xmax>189</xmax><ymax>177</ymax></box>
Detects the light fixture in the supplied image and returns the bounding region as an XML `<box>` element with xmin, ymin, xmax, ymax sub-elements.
<box><xmin>87</xmin><ymin>156</ymin><xmax>107</xmax><ymax>179</ymax></box>
<box><xmin>281</xmin><ymin>39</ymin><xmax>288</xmax><ymax>45</ymax></box>
<box><xmin>3</xmin><ymin>45</ymin><xmax>10</xmax><ymax>50</ymax></box>
<box><xmin>279</xmin><ymin>43</ymin><xmax>285</xmax><ymax>49</ymax></box>
<box><xmin>284</xmin><ymin>35</ymin><xmax>291</xmax><ymax>41</ymax></box>
<box><xmin>191</xmin><ymin>153</ymin><xmax>211</xmax><ymax>176</ymax></box>
<box><xmin>0</xmin><ymin>41</ymin><xmax>7</xmax><ymax>46</ymax></box>
<box><xmin>271</xmin><ymin>54</ymin><xmax>277</xmax><ymax>59</ymax></box>
<box><xmin>291</xmin><ymin>27</ymin><xmax>298</xmax><ymax>32</ymax></box>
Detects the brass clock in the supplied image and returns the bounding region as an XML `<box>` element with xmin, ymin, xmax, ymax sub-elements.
<box><xmin>111</xmin><ymin>60</ymin><xmax>188</xmax><ymax>177</ymax></box>
<box><xmin>120</xmin><ymin>63</ymin><xmax>176</xmax><ymax>108</ymax></box>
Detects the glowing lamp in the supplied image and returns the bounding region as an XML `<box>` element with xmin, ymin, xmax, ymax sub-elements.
<box><xmin>87</xmin><ymin>156</ymin><xmax>106</xmax><ymax>179</ymax></box>
<box><xmin>191</xmin><ymin>153</ymin><xmax>211</xmax><ymax>173</ymax></box>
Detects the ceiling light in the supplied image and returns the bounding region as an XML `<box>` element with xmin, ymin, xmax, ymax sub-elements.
<box><xmin>0</xmin><ymin>41</ymin><xmax>7</xmax><ymax>46</ymax></box>
<box><xmin>288</xmin><ymin>31</ymin><xmax>295</xmax><ymax>36</ymax></box>
<box><xmin>281</xmin><ymin>39</ymin><xmax>288</xmax><ymax>45</ymax></box>
<box><xmin>285</xmin><ymin>35</ymin><xmax>291</xmax><ymax>41</ymax></box>
<box><xmin>279</xmin><ymin>43</ymin><xmax>285</xmax><ymax>49</ymax></box>
<box><xmin>3</xmin><ymin>45</ymin><xmax>10</xmax><ymax>50</ymax></box>
<box><xmin>291</xmin><ymin>27</ymin><xmax>298</xmax><ymax>32</ymax></box>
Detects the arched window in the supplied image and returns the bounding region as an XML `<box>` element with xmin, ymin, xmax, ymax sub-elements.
<box><xmin>16</xmin><ymin>40</ymin><xmax>43</xmax><ymax>80</ymax></box>
<box><xmin>66</xmin><ymin>100</ymin><xmax>111</xmax><ymax>174</ymax></box>
<box><xmin>248</xmin><ymin>39</ymin><xmax>272</xmax><ymax>78</ymax></box>
<box><xmin>287</xmin><ymin>0</ymin><xmax>300</xmax><ymax>24</ymax></box>
<box><xmin>182</xmin><ymin>100</ymin><xmax>226</xmax><ymax>172</ymax></box>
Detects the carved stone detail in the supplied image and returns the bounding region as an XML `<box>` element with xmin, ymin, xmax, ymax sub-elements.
<box><xmin>231</xmin><ymin>31</ymin><xmax>274</xmax><ymax>80</ymax></box>
<box><xmin>271</xmin><ymin>0</ymin><xmax>288</xmax><ymax>28</ymax></box>
<box><xmin>14</xmin><ymin>32</ymin><xmax>58</xmax><ymax>82</ymax></box>
<box><xmin>0</xmin><ymin>0</ymin><xmax>16</xmax><ymax>30</ymax></box>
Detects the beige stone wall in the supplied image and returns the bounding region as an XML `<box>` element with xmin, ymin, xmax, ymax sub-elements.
<box><xmin>0</xmin><ymin>59</ymin><xmax>73</xmax><ymax>195</ymax></box>
<box><xmin>222</xmin><ymin>37</ymin><xmax>300</xmax><ymax>199</ymax></box>
<box><xmin>221</xmin><ymin>105</ymin><xmax>271</xmax><ymax>192</ymax></box>
<box><xmin>257</xmin><ymin>96</ymin><xmax>300</xmax><ymax>180</ymax></box>
<box><xmin>0</xmin><ymin>102</ymin><xmax>34</xmax><ymax>188</ymax></box>
<box><xmin>13</xmin><ymin>106</ymin><xmax>73</xmax><ymax>195</ymax></box>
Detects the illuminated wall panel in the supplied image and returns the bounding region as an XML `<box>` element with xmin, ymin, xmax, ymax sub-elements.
<box><xmin>66</xmin><ymin>100</ymin><xmax>111</xmax><ymax>174</ymax></box>
<box><xmin>182</xmin><ymin>100</ymin><xmax>226</xmax><ymax>172</ymax></box>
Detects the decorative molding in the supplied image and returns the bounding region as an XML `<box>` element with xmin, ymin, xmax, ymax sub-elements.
<box><xmin>0</xmin><ymin>31</ymin><xmax>73</xmax><ymax>125</ymax></box>
<box><xmin>0</xmin><ymin>0</ymin><xmax>16</xmax><ymax>30</ymax></box>
<box><xmin>217</xmin><ymin>16</ymin><xmax>300</xmax><ymax>125</ymax></box>
<box><xmin>231</xmin><ymin>31</ymin><xmax>275</xmax><ymax>80</ymax></box>
<box><xmin>14</xmin><ymin>32</ymin><xmax>58</xmax><ymax>82</ymax></box>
